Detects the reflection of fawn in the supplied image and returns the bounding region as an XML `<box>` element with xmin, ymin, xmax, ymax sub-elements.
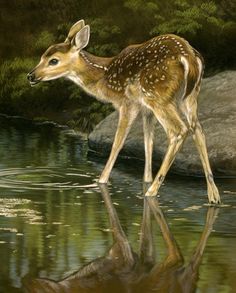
<box><xmin>27</xmin><ymin>20</ymin><xmax>220</xmax><ymax>203</ymax></box>
<box><xmin>23</xmin><ymin>185</ymin><xmax>219</xmax><ymax>293</ymax></box>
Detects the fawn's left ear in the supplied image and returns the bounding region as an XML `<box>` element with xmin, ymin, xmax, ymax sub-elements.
<box><xmin>65</xmin><ymin>19</ymin><xmax>85</xmax><ymax>43</ymax></box>
<box><xmin>74</xmin><ymin>25</ymin><xmax>90</xmax><ymax>51</ymax></box>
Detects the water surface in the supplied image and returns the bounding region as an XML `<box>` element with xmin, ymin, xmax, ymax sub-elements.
<box><xmin>0</xmin><ymin>116</ymin><xmax>236</xmax><ymax>292</ymax></box>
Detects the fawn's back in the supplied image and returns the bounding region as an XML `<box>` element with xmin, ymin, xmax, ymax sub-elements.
<box><xmin>102</xmin><ymin>34</ymin><xmax>202</xmax><ymax>105</ymax></box>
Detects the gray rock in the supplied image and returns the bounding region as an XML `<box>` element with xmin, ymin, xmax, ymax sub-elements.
<box><xmin>88</xmin><ymin>71</ymin><xmax>236</xmax><ymax>177</ymax></box>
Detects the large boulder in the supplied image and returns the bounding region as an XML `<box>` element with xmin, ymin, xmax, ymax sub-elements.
<box><xmin>88</xmin><ymin>71</ymin><xmax>236</xmax><ymax>177</ymax></box>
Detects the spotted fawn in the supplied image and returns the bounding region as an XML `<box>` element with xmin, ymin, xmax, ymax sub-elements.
<box><xmin>28</xmin><ymin>20</ymin><xmax>220</xmax><ymax>204</ymax></box>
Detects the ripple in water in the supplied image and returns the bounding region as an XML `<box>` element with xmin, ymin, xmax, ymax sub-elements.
<box><xmin>0</xmin><ymin>167</ymin><xmax>98</xmax><ymax>191</ymax></box>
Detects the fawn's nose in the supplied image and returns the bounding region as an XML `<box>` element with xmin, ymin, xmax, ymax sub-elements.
<box><xmin>27</xmin><ymin>72</ymin><xmax>35</xmax><ymax>82</ymax></box>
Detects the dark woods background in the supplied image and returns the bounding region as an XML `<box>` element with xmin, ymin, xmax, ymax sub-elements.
<box><xmin>0</xmin><ymin>0</ymin><xmax>235</xmax><ymax>132</ymax></box>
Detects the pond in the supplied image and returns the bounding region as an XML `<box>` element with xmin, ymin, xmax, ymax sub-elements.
<box><xmin>0</xmin><ymin>115</ymin><xmax>236</xmax><ymax>293</ymax></box>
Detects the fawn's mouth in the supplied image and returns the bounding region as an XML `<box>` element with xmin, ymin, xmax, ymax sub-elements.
<box><xmin>30</xmin><ymin>80</ymin><xmax>40</xmax><ymax>86</ymax></box>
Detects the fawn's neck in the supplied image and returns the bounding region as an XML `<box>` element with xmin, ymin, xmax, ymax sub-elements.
<box><xmin>68</xmin><ymin>50</ymin><xmax>113</xmax><ymax>98</ymax></box>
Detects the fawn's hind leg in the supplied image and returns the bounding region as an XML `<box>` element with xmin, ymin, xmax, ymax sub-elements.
<box><xmin>143</xmin><ymin>110</ymin><xmax>156</xmax><ymax>182</ymax></box>
<box><xmin>182</xmin><ymin>92</ymin><xmax>221</xmax><ymax>204</ymax></box>
<box><xmin>145</xmin><ymin>103</ymin><xmax>188</xmax><ymax>196</ymax></box>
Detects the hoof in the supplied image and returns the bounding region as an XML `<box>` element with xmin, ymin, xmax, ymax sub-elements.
<box><xmin>209</xmin><ymin>199</ymin><xmax>221</xmax><ymax>206</ymax></box>
<box><xmin>208</xmin><ymin>184</ymin><xmax>221</xmax><ymax>205</ymax></box>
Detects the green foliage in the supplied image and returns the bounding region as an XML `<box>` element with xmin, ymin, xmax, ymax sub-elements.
<box><xmin>151</xmin><ymin>1</ymin><xmax>223</xmax><ymax>35</ymax></box>
<box><xmin>70</xmin><ymin>101</ymin><xmax>112</xmax><ymax>133</ymax></box>
<box><xmin>124</xmin><ymin>0</ymin><xmax>159</xmax><ymax>14</ymax></box>
<box><xmin>88</xmin><ymin>18</ymin><xmax>121</xmax><ymax>56</ymax></box>
<box><xmin>34</xmin><ymin>31</ymin><xmax>55</xmax><ymax>52</ymax></box>
<box><xmin>0</xmin><ymin>58</ymin><xmax>34</xmax><ymax>112</ymax></box>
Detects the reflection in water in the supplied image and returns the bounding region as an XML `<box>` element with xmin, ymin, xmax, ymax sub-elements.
<box><xmin>1</xmin><ymin>116</ymin><xmax>236</xmax><ymax>292</ymax></box>
<box><xmin>24</xmin><ymin>185</ymin><xmax>218</xmax><ymax>293</ymax></box>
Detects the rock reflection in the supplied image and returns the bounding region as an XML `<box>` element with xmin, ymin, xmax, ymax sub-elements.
<box><xmin>23</xmin><ymin>184</ymin><xmax>218</xmax><ymax>293</ymax></box>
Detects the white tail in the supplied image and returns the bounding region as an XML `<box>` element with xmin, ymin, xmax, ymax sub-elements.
<box><xmin>28</xmin><ymin>20</ymin><xmax>220</xmax><ymax>204</ymax></box>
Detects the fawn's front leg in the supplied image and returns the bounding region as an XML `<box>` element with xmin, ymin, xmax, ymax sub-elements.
<box><xmin>98</xmin><ymin>103</ymin><xmax>139</xmax><ymax>184</ymax></box>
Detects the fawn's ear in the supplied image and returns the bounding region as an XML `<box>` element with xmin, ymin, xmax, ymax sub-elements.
<box><xmin>74</xmin><ymin>25</ymin><xmax>90</xmax><ymax>51</ymax></box>
<box><xmin>65</xmin><ymin>19</ymin><xmax>85</xmax><ymax>43</ymax></box>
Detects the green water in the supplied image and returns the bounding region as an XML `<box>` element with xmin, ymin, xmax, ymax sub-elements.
<box><xmin>0</xmin><ymin>116</ymin><xmax>236</xmax><ymax>293</ymax></box>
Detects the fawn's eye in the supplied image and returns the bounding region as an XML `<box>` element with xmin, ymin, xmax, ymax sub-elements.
<box><xmin>49</xmin><ymin>58</ymin><xmax>59</xmax><ymax>66</ymax></box>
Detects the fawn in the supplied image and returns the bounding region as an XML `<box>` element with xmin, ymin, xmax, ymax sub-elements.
<box><xmin>27</xmin><ymin>19</ymin><xmax>220</xmax><ymax>204</ymax></box>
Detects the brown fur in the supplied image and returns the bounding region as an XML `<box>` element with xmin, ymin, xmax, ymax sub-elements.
<box><xmin>44</xmin><ymin>43</ymin><xmax>71</xmax><ymax>57</ymax></box>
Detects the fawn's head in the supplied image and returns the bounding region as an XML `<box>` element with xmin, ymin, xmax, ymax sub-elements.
<box><xmin>27</xmin><ymin>20</ymin><xmax>90</xmax><ymax>85</ymax></box>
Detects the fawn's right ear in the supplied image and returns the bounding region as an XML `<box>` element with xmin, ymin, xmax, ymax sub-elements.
<box><xmin>74</xmin><ymin>25</ymin><xmax>90</xmax><ymax>51</ymax></box>
<box><xmin>65</xmin><ymin>19</ymin><xmax>85</xmax><ymax>43</ymax></box>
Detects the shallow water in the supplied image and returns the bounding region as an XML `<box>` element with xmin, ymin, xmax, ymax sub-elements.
<box><xmin>0</xmin><ymin>115</ymin><xmax>236</xmax><ymax>293</ymax></box>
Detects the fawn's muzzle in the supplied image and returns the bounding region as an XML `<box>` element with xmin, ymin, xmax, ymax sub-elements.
<box><xmin>27</xmin><ymin>71</ymin><xmax>41</xmax><ymax>85</ymax></box>
<box><xmin>27</xmin><ymin>72</ymin><xmax>35</xmax><ymax>82</ymax></box>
